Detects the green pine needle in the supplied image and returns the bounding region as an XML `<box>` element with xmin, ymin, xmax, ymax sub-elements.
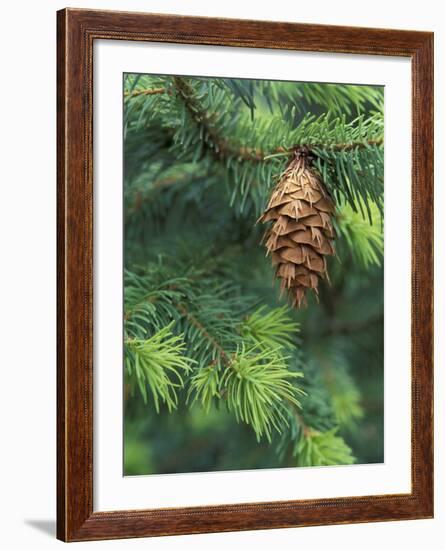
<box><xmin>337</xmin><ymin>200</ymin><xmax>384</xmax><ymax>269</ymax></box>
<box><xmin>331</xmin><ymin>388</ymin><xmax>364</xmax><ymax>428</ymax></box>
<box><xmin>221</xmin><ymin>343</ymin><xmax>305</xmax><ymax>442</ymax></box>
<box><xmin>125</xmin><ymin>323</ymin><xmax>195</xmax><ymax>412</ymax></box>
<box><xmin>295</xmin><ymin>428</ymin><xmax>356</xmax><ymax>467</ymax></box>
<box><xmin>241</xmin><ymin>306</ymin><xmax>299</xmax><ymax>351</ymax></box>
<box><xmin>187</xmin><ymin>366</ymin><xmax>220</xmax><ymax>413</ymax></box>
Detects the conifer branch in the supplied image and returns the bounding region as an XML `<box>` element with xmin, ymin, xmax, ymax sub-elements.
<box><xmin>177</xmin><ymin>303</ymin><xmax>231</xmax><ymax>366</ymax></box>
<box><xmin>125</xmin><ymin>324</ymin><xmax>195</xmax><ymax>412</ymax></box>
<box><xmin>173</xmin><ymin>76</ymin><xmax>265</xmax><ymax>162</ymax></box>
<box><xmin>176</xmin><ymin>78</ymin><xmax>383</xmax><ymax>162</ymax></box>
<box><xmin>126</xmin><ymin>80</ymin><xmax>383</xmax><ymax>166</ymax></box>
<box><xmin>276</xmin><ymin>138</ymin><xmax>383</xmax><ymax>156</ymax></box>
<box><xmin>295</xmin><ymin>427</ymin><xmax>355</xmax><ymax>466</ymax></box>
<box><xmin>126</xmin><ymin>81</ymin><xmax>263</xmax><ymax>161</ymax></box>
<box><xmin>124</xmin><ymin>87</ymin><xmax>169</xmax><ymax>97</ymax></box>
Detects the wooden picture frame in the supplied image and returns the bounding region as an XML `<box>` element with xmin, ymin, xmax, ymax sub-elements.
<box><xmin>57</xmin><ymin>8</ymin><xmax>434</xmax><ymax>542</ymax></box>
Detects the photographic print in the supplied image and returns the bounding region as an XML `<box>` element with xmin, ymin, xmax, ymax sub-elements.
<box><xmin>123</xmin><ymin>74</ymin><xmax>384</xmax><ymax>476</ymax></box>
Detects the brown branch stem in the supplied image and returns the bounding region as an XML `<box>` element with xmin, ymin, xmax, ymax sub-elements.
<box><xmin>124</xmin><ymin>87</ymin><xmax>169</xmax><ymax>97</ymax></box>
<box><xmin>177</xmin><ymin>303</ymin><xmax>231</xmax><ymax>366</ymax></box>
<box><xmin>173</xmin><ymin>76</ymin><xmax>265</xmax><ymax>162</ymax></box>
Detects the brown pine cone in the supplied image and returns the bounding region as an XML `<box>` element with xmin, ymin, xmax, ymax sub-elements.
<box><xmin>259</xmin><ymin>146</ymin><xmax>336</xmax><ymax>308</ymax></box>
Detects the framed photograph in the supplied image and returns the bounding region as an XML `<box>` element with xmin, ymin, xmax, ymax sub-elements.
<box><xmin>57</xmin><ymin>8</ymin><xmax>433</xmax><ymax>542</ymax></box>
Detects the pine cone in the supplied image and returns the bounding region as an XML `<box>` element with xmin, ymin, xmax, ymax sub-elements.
<box><xmin>259</xmin><ymin>147</ymin><xmax>336</xmax><ymax>308</ymax></box>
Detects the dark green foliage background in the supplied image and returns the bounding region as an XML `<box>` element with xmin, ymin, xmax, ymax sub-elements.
<box><xmin>123</xmin><ymin>74</ymin><xmax>384</xmax><ymax>475</ymax></box>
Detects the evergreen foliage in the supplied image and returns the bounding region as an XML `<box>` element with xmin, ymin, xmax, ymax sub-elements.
<box><xmin>295</xmin><ymin>428</ymin><xmax>356</xmax><ymax>467</ymax></box>
<box><xmin>123</xmin><ymin>73</ymin><xmax>384</xmax><ymax>474</ymax></box>
<box><xmin>125</xmin><ymin>323</ymin><xmax>194</xmax><ymax>412</ymax></box>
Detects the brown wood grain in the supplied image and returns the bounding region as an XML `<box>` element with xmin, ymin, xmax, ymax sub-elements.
<box><xmin>57</xmin><ymin>8</ymin><xmax>434</xmax><ymax>542</ymax></box>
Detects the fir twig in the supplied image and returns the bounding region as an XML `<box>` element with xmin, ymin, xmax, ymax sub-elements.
<box><xmin>173</xmin><ymin>76</ymin><xmax>266</xmax><ymax>162</ymax></box>
<box><xmin>124</xmin><ymin>87</ymin><xmax>169</xmax><ymax>97</ymax></box>
<box><xmin>177</xmin><ymin>302</ymin><xmax>231</xmax><ymax>366</ymax></box>
<box><xmin>127</xmin><ymin>81</ymin><xmax>383</xmax><ymax>161</ymax></box>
